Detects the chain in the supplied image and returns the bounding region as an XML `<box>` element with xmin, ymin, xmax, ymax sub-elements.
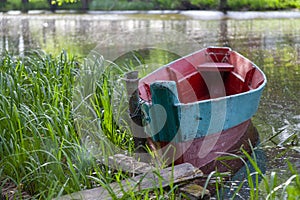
<box><xmin>129</xmin><ymin>98</ymin><xmax>148</xmax><ymax>119</ymax></box>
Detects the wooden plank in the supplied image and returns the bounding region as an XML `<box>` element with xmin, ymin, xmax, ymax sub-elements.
<box><xmin>179</xmin><ymin>183</ymin><xmax>211</xmax><ymax>200</ymax></box>
<box><xmin>105</xmin><ymin>154</ymin><xmax>155</xmax><ymax>175</ymax></box>
<box><xmin>57</xmin><ymin>163</ymin><xmax>203</xmax><ymax>200</ymax></box>
<box><xmin>197</xmin><ymin>62</ymin><xmax>234</xmax><ymax>72</ymax></box>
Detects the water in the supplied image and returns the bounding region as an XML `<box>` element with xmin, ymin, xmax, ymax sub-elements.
<box><xmin>1</xmin><ymin>11</ymin><xmax>299</xmax><ymax>197</ymax></box>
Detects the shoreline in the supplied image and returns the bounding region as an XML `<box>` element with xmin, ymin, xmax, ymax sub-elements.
<box><xmin>1</xmin><ymin>10</ymin><xmax>300</xmax><ymax>20</ymax></box>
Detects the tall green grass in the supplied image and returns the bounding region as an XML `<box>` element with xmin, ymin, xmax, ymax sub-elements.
<box><xmin>0</xmin><ymin>48</ymin><xmax>178</xmax><ymax>198</ymax></box>
<box><xmin>207</xmin><ymin>143</ymin><xmax>300</xmax><ymax>200</ymax></box>
<box><xmin>77</xmin><ymin>52</ymin><xmax>134</xmax><ymax>151</ymax></box>
<box><xmin>0</xmin><ymin>50</ymin><xmax>133</xmax><ymax>199</ymax></box>
<box><xmin>0</xmin><ymin>50</ymin><xmax>299</xmax><ymax>199</ymax></box>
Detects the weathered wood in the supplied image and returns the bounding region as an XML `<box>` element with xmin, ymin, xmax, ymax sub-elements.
<box><xmin>106</xmin><ymin>154</ymin><xmax>155</xmax><ymax>175</ymax></box>
<box><xmin>139</xmin><ymin>47</ymin><xmax>266</xmax><ymax>145</ymax></box>
<box><xmin>149</xmin><ymin>81</ymin><xmax>180</xmax><ymax>142</ymax></box>
<box><xmin>197</xmin><ymin>62</ymin><xmax>234</xmax><ymax>72</ymax></box>
<box><xmin>179</xmin><ymin>183</ymin><xmax>210</xmax><ymax>200</ymax></box>
<box><xmin>123</xmin><ymin>71</ymin><xmax>148</xmax><ymax>154</ymax></box>
<box><xmin>57</xmin><ymin>163</ymin><xmax>203</xmax><ymax>200</ymax></box>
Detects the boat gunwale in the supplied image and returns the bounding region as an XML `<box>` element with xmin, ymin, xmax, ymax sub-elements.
<box><xmin>139</xmin><ymin>47</ymin><xmax>267</xmax><ymax>106</ymax></box>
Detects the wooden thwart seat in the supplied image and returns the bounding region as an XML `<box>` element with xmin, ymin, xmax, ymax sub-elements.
<box><xmin>197</xmin><ymin>62</ymin><xmax>234</xmax><ymax>72</ymax></box>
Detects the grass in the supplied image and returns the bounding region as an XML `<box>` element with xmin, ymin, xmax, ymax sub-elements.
<box><xmin>209</xmin><ymin>136</ymin><xmax>300</xmax><ymax>199</ymax></box>
<box><xmin>0</xmin><ymin>50</ymin><xmax>133</xmax><ymax>199</ymax></box>
<box><xmin>0</xmin><ymin>50</ymin><xmax>299</xmax><ymax>199</ymax></box>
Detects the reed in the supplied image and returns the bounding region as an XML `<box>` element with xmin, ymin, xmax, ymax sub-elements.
<box><xmin>0</xmin><ymin>50</ymin><xmax>131</xmax><ymax>199</ymax></box>
<box><xmin>212</xmin><ymin>142</ymin><xmax>300</xmax><ymax>200</ymax></box>
<box><xmin>0</xmin><ymin>50</ymin><xmax>298</xmax><ymax>199</ymax></box>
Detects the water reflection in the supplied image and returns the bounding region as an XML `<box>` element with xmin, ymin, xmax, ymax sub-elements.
<box><xmin>0</xmin><ymin>12</ymin><xmax>299</xmax><ymax>198</ymax></box>
<box><xmin>1</xmin><ymin>13</ymin><xmax>299</xmax><ymax>138</ymax></box>
<box><xmin>212</xmin><ymin>124</ymin><xmax>298</xmax><ymax>199</ymax></box>
<box><xmin>223</xmin><ymin>145</ymin><xmax>267</xmax><ymax>199</ymax></box>
<box><xmin>6</xmin><ymin>16</ymin><xmax>300</xmax><ymax>134</ymax></box>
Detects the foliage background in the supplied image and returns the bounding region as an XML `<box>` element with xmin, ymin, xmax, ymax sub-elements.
<box><xmin>1</xmin><ymin>0</ymin><xmax>300</xmax><ymax>12</ymax></box>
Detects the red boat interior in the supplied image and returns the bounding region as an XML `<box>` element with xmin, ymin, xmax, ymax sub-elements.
<box><xmin>139</xmin><ymin>47</ymin><xmax>265</xmax><ymax>104</ymax></box>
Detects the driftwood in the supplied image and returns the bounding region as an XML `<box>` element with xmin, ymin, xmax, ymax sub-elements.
<box><xmin>57</xmin><ymin>162</ymin><xmax>204</xmax><ymax>200</ymax></box>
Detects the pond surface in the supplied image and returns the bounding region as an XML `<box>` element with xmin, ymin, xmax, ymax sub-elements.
<box><xmin>1</xmin><ymin>11</ymin><xmax>299</xmax><ymax>197</ymax></box>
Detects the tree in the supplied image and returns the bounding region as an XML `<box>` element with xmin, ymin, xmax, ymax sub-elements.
<box><xmin>45</xmin><ymin>0</ymin><xmax>78</xmax><ymax>12</ymax></box>
<box><xmin>0</xmin><ymin>0</ymin><xmax>6</xmax><ymax>9</ymax></box>
<box><xmin>81</xmin><ymin>0</ymin><xmax>89</xmax><ymax>11</ymax></box>
<box><xmin>154</xmin><ymin>0</ymin><xmax>181</xmax><ymax>9</ymax></box>
<box><xmin>21</xmin><ymin>0</ymin><xmax>29</xmax><ymax>13</ymax></box>
<box><xmin>219</xmin><ymin>0</ymin><xmax>228</xmax><ymax>14</ymax></box>
<box><xmin>48</xmin><ymin>0</ymin><xmax>58</xmax><ymax>12</ymax></box>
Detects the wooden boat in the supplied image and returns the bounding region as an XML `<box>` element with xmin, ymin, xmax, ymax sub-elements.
<box><xmin>150</xmin><ymin>119</ymin><xmax>259</xmax><ymax>174</ymax></box>
<box><xmin>138</xmin><ymin>47</ymin><xmax>266</xmax><ymax>142</ymax></box>
<box><xmin>124</xmin><ymin>47</ymin><xmax>266</xmax><ymax>170</ymax></box>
